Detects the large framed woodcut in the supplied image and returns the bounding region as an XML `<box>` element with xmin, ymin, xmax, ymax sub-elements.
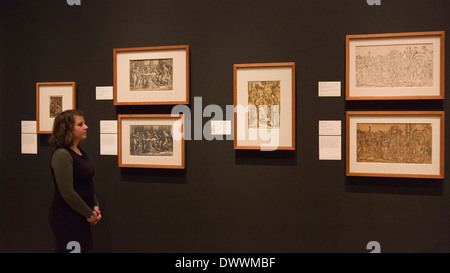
<box><xmin>36</xmin><ymin>82</ymin><xmax>76</xmax><ymax>134</ymax></box>
<box><xmin>346</xmin><ymin>31</ymin><xmax>445</xmax><ymax>100</ymax></box>
<box><xmin>114</xmin><ymin>45</ymin><xmax>189</xmax><ymax>105</ymax></box>
<box><xmin>118</xmin><ymin>114</ymin><xmax>185</xmax><ymax>169</ymax></box>
<box><xmin>346</xmin><ymin>111</ymin><xmax>445</xmax><ymax>179</ymax></box>
<box><xmin>234</xmin><ymin>62</ymin><xmax>295</xmax><ymax>151</ymax></box>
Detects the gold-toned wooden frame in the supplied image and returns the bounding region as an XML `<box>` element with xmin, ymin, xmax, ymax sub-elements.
<box><xmin>346</xmin><ymin>31</ymin><xmax>445</xmax><ymax>100</ymax></box>
<box><xmin>346</xmin><ymin>111</ymin><xmax>445</xmax><ymax>179</ymax></box>
<box><xmin>36</xmin><ymin>82</ymin><xmax>76</xmax><ymax>134</ymax></box>
<box><xmin>233</xmin><ymin>62</ymin><xmax>296</xmax><ymax>150</ymax></box>
<box><xmin>118</xmin><ymin>114</ymin><xmax>185</xmax><ymax>169</ymax></box>
<box><xmin>114</xmin><ymin>45</ymin><xmax>189</xmax><ymax>105</ymax></box>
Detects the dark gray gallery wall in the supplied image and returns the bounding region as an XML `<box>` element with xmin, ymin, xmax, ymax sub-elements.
<box><xmin>0</xmin><ymin>0</ymin><xmax>449</xmax><ymax>252</ymax></box>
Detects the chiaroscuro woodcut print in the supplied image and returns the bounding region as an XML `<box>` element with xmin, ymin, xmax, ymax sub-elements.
<box><xmin>118</xmin><ymin>114</ymin><xmax>185</xmax><ymax>169</ymax></box>
<box><xmin>355</xmin><ymin>44</ymin><xmax>434</xmax><ymax>88</ymax></box>
<box><xmin>36</xmin><ymin>82</ymin><xmax>76</xmax><ymax>134</ymax></box>
<box><xmin>114</xmin><ymin>45</ymin><xmax>189</xmax><ymax>105</ymax></box>
<box><xmin>346</xmin><ymin>31</ymin><xmax>445</xmax><ymax>100</ymax></box>
<box><xmin>356</xmin><ymin>123</ymin><xmax>432</xmax><ymax>164</ymax></box>
<box><xmin>130</xmin><ymin>59</ymin><xmax>173</xmax><ymax>91</ymax></box>
<box><xmin>130</xmin><ymin>125</ymin><xmax>173</xmax><ymax>156</ymax></box>
<box><xmin>248</xmin><ymin>81</ymin><xmax>280</xmax><ymax>129</ymax></box>
<box><xmin>346</xmin><ymin>111</ymin><xmax>444</xmax><ymax>179</ymax></box>
<box><xmin>49</xmin><ymin>96</ymin><xmax>63</xmax><ymax>118</ymax></box>
<box><xmin>234</xmin><ymin>62</ymin><xmax>295</xmax><ymax>150</ymax></box>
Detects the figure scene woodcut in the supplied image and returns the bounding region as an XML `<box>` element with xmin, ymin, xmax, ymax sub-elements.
<box><xmin>356</xmin><ymin>44</ymin><xmax>433</xmax><ymax>88</ymax></box>
<box><xmin>130</xmin><ymin>125</ymin><xmax>173</xmax><ymax>156</ymax></box>
<box><xmin>357</xmin><ymin>123</ymin><xmax>432</xmax><ymax>164</ymax></box>
<box><xmin>248</xmin><ymin>81</ymin><xmax>280</xmax><ymax>129</ymax></box>
<box><xmin>130</xmin><ymin>59</ymin><xmax>173</xmax><ymax>91</ymax></box>
<box><xmin>49</xmin><ymin>96</ymin><xmax>62</xmax><ymax>118</ymax></box>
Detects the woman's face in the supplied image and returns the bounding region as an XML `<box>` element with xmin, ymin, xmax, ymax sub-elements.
<box><xmin>72</xmin><ymin>115</ymin><xmax>88</xmax><ymax>142</ymax></box>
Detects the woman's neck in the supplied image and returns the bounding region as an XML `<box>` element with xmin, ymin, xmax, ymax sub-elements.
<box><xmin>70</xmin><ymin>143</ymin><xmax>82</xmax><ymax>155</ymax></box>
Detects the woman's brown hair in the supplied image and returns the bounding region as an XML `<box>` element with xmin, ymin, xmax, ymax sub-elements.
<box><xmin>49</xmin><ymin>109</ymin><xmax>85</xmax><ymax>148</ymax></box>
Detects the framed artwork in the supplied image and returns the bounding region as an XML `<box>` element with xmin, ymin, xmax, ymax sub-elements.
<box><xmin>114</xmin><ymin>45</ymin><xmax>189</xmax><ymax>105</ymax></box>
<box><xmin>234</xmin><ymin>62</ymin><xmax>295</xmax><ymax>150</ymax></box>
<box><xmin>346</xmin><ymin>31</ymin><xmax>445</xmax><ymax>100</ymax></box>
<box><xmin>36</xmin><ymin>82</ymin><xmax>76</xmax><ymax>134</ymax></box>
<box><xmin>118</xmin><ymin>114</ymin><xmax>185</xmax><ymax>169</ymax></box>
<box><xmin>346</xmin><ymin>111</ymin><xmax>445</xmax><ymax>179</ymax></box>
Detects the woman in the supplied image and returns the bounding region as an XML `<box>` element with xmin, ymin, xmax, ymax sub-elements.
<box><xmin>48</xmin><ymin>109</ymin><xmax>101</xmax><ymax>253</ymax></box>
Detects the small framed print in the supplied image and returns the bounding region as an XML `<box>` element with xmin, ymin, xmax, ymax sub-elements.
<box><xmin>346</xmin><ymin>111</ymin><xmax>445</xmax><ymax>179</ymax></box>
<box><xmin>346</xmin><ymin>31</ymin><xmax>445</xmax><ymax>100</ymax></box>
<box><xmin>114</xmin><ymin>45</ymin><xmax>189</xmax><ymax>105</ymax></box>
<box><xmin>118</xmin><ymin>114</ymin><xmax>185</xmax><ymax>169</ymax></box>
<box><xmin>234</xmin><ymin>62</ymin><xmax>295</xmax><ymax>150</ymax></box>
<box><xmin>36</xmin><ymin>82</ymin><xmax>76</xmax><ymax>134</ymax></box>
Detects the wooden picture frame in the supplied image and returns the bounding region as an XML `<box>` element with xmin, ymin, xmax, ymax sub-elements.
<box><xmin>234</xmin><ymin>62</ymin><xmax>296</xmax><ymax>151</ymax></box>
<box><xmin>114</xmin><ymin>45</ymin><xmax>189</xmax><ymax>105</ymax></box>
<box><xmin>346</xmin><ymin>31</ymin><xmax>445</xmax><ymax>100</ymax></box>
<box><xmin>118</xmin><ymin>114</ymin><xmax>185</xmax><ymax>169</ymax></box>
<box><xmin>36</xmin><ymin>82</ymin><xmax>76</xmax><ymax>134</ymax></box>
<box><xmin>346</xmin><ymin>111</ymin><xmax>445</xmax><ymax>179</ymax></box>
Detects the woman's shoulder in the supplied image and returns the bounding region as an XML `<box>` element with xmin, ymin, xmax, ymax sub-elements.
<box><xmin>52</xmin><ymin>148</ymin><xmax>73</xmax><ymax>161</ymax></box>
